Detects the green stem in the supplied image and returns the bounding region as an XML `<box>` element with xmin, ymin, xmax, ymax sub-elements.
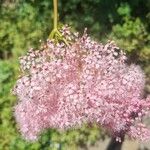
<box><xmin>49</xmin><ymin>0</ymin><xmax>69</xmax><ymax>46</ymax></box>
<box><xmin>49</xmin><ymin>0</ymin><xmax>58</xmax><ymax>39</ymax></box>
<box><xmin>53</xmin><ymin>0</ymin><xmax>58</xmax><ymax>30</ymax></box>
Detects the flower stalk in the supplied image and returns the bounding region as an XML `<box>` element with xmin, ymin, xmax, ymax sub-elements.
<box><xmin>49</xmin><ymin>0</ymin><xmax>69</xmax><ymax>45</ymax></box>
<box><xmin>53</xmin><ymin>0</ymin><xmax>57</xmax><ymax>30</ymax></box>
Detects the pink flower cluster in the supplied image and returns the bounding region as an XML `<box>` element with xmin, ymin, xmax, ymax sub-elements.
<box><xmin>13</xmin><ymin>26</ymin><xmax>150</xmax><ymax>141</ymax></box>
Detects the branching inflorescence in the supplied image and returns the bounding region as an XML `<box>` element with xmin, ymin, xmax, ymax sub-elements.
<box><xmin>13</xmin><ymin>25</ymin><xmax>150</xmax><ymax>142</ymax></box>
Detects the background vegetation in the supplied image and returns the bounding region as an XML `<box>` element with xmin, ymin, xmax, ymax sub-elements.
<box><xmin>0</xmin><ymin>0</ymin><xmax>149</xmax><ymax>149</ymax></box>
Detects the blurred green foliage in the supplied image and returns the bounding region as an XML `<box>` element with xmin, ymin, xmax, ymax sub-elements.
<box><xmin>0</xmin><ymin>0</ymin><xmax>149</xmax><ymax>149</ymax></box>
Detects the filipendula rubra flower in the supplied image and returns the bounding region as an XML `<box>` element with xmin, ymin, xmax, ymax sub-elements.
<box><xmin>13</xmin><ymin>26</ymin><xmax>150</xmax><ymax>141</ymax></box>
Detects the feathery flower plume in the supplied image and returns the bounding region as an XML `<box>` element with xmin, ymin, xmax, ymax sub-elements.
<box><xmin>13</xmin><ymin>26</ymin><xmax>150</xmax><ymax>141</ymax></box>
